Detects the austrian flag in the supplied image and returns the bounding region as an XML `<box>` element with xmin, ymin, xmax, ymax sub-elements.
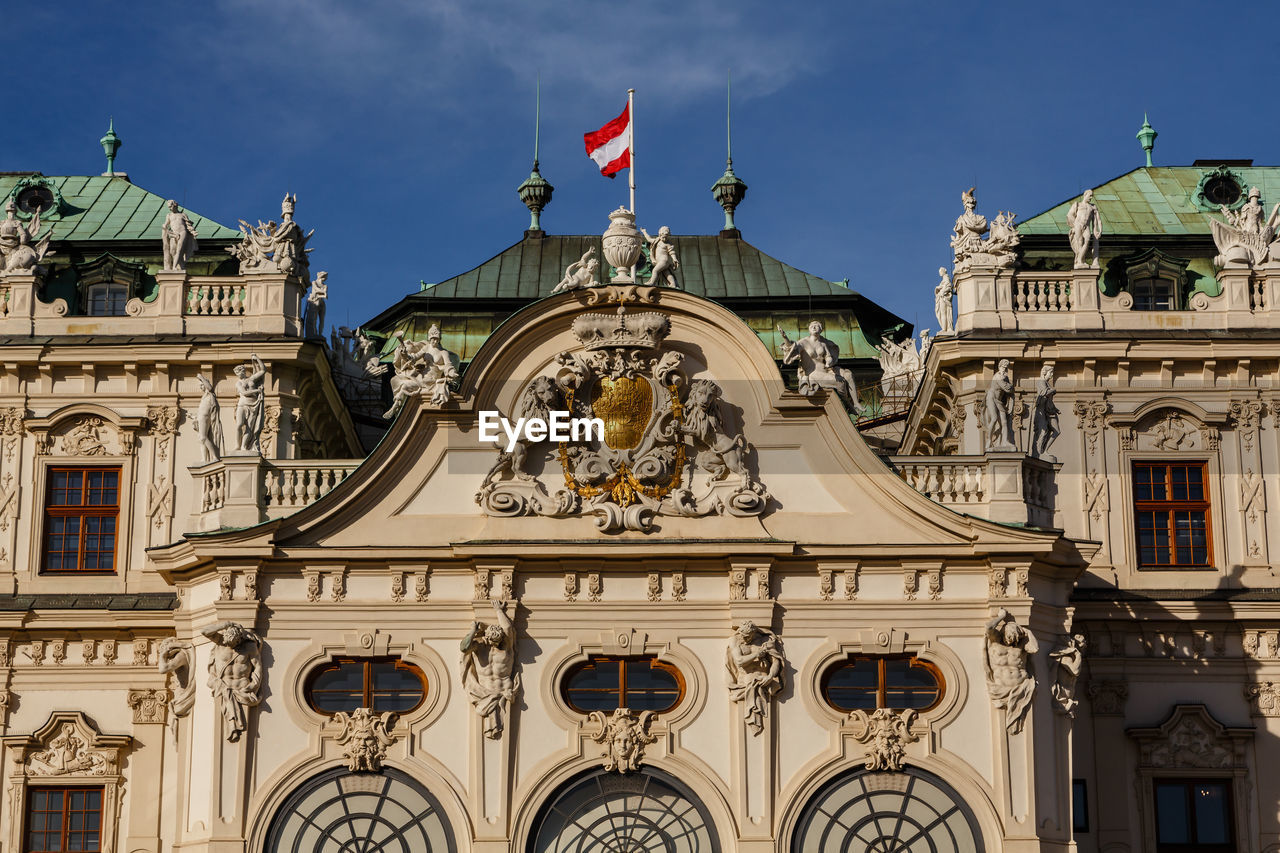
<box><xmin>584</xmin><ymin>103</ymin><xmax>632</xmax><ymax>178</ymax></box>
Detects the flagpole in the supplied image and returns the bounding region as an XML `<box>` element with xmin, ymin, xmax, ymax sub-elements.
<box><xmin>628</xmin><ymin>87</ymin><xmax>636</xmax><ymax>282</ymax></box>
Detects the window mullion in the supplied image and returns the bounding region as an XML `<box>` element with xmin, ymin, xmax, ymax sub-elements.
<box><xmin>877</xmin><ymin>659</ymin><xmax>887</xmax><ymax>709</ymax></box>
<box><xmin>618</xmin><ymin>659</ymin><xmax>627</xmax><ymax>707</ymax></box>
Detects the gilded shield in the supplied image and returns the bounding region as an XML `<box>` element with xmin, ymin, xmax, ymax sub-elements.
<box><xmin>591</xmin><ymin>377</ymin><xmax>653</xmax><ymax>450</ymax></box>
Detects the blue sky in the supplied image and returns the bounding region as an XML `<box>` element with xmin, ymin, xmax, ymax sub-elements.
<box><xmin>8</xmin><ymin>1</ymin><xmax>1278</xmax><ymax>333</ymax></box>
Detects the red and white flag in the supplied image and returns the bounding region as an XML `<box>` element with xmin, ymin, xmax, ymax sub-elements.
<box><xmin>584</xmin><ymin>103</ymin><xmax>632</xmax><ymax>178</ymax></box>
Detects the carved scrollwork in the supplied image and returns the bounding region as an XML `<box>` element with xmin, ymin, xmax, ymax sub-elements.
<box><xmin>849</xmin><ymin>708</ymin><xmax>919</xmax><ymax>771</ymax></box>
<box><xmin>589</xmin><ymin>708</ymin><xmax>656</xmax><ymax>773</ymax></box>
<box><xmin>476</xmin><ymin>305</ymin><xmax>769</xmax><ymax>533</ymax></box>
<box><xmin>334</xmin><ymin>708</ymin><xmax>397</xmax><ymax>771</ymax></box>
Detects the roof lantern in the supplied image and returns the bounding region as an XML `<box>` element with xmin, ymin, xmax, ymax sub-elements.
<box><xmin>711</xmin><ymin>73</ymin><xmax>747</xmax><ymax>237</ymax></box>
<box><xmin>517</xmin><ymin>78</ymin><xmax>553</xmax><ymax>235</ymax></box>
<box><xmin>1136</xmin><ymin>113</ymin><xmax>1157</xmax><ymax>167</ymax></box>
<box><xmin>100</xmin><ymin>118</ymin><xmax>123</xmax><ymax>176</ymax></box>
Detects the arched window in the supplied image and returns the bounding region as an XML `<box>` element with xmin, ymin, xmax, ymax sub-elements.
<box><xmin>821</xmin><ymin>655</ymin><xmax>943</xmax><ymax>713</ymax></box>
<box><xmin>529</xmin><ymin>769</ymin><xmax>719</xmax><ymax>853</ymax></box>
<box><xmin>83</xmin><ymin>282</ymin><xmax>130</xmax><ymax>316</ymax></box>
<box><xmin>305</xmin><ymin>657</ymin><xmax>426</xmax><ymax>714</ymax></box>
<box><xmin>792</xmin><ymin>767</ymin><xmax>983</xmax><ymax>853</ymax></box>
<box><xmin>562</xmin><ymin>655</ymin><xmax>684</xmax><ymax>714</ymax></box>
<box><xmin>266</xmin><ymin>767</ymin><xmax>455</xmax><ymax>853</ymax></box>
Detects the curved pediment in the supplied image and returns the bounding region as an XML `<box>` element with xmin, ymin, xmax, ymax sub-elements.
<box><xmin>164</xmin><ymin>285</ymin><xmax>1070</xmax><ymax>558</ymax></box>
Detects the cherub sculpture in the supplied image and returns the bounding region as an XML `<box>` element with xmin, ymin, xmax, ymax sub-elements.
<box><xmin>641</xmin><ymin>226</ymin><xmax>680</xmax><ymax>288</ymax></box>
<box><xmin>551</xmin><ymin>247</ymin><xmax>601</xmax><ymax>294</ymax></box>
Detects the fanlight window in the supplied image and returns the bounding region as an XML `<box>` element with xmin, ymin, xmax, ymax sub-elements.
<box><xmin>792</xmin><ymin>768</ymin><xmax>983</xmax><ymax>853</ymax></box>
<box><xmin>562</xmin><ymin>655</ymin><xmax>684</xmax><ymax>713</ymax></box>
<box><xmin>822</xmin><ymin>655</ymin><xmax>943</xmax><ymax>713</ymax></box>
<box><xmin>530</xmin><ymin>770</ymin><xmax>719</xmax><ymax>853</ymax></box>
<box><xmin>305</xmin><ymin>657</ymin><xmax>426</xmax><ymax>714</ymax></box>
<box><xmin>84</xmin><ymin>282</ymin><xmax>130</xmax><ymax>317</ymax></box>
<box><xmin>266</xmin><ymin>767</ymin><xmax>455</xmax><ymax>853</ymax></box>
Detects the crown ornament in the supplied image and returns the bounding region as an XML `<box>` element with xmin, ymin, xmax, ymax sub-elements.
<box><xmin>571</xmin><ymin>306</ymin><xmax>671</xmax><ymax>351</ymax></box>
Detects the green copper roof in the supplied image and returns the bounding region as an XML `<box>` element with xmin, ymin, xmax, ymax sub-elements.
<box><xmin>1020</xmin><ymin>166</ymin><xmax>1280</xmax><ymax>237</ymax></box>
<box><xmin>0</xmin><ymin>174</ymin><xmax>240</xmax><ymax>242</ymax></box>
<box><xmin>366</xmin><ymin>234</ymin><xmax>909</xmax><ymax>363</ymax></box>
<box><xmin>418</xmin><ymin>234</ymin><xmax>865</xmax><ymax>301</ymax></box>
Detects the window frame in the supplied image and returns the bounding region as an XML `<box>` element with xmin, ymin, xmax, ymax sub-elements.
<box><xmin>1132</xmin><ymin>460</ymin><xmax>1213</xmax><ymax>570</ymax></box>
<box><xmin>82</xmin><ymin>282</ymin><xmax>131</xmax><ymax>317</ymax></box>
<box><xmin>40</xmin><ymin>466</ymin><xmax>122</xmax><ymax>575</ymax></box>
<box><xmin>303</xmin><ymin>656</ymin><xmax>428</xmax><ymax>715</ymax></box>
<box><xmin>820</xmin><ymin>654</ymin><xmax>945</xmax><ymax>714</ymax></box>
<box><xmin>23</xmin><ymin>784</ymin><xmax>105</xmax><ymax>853</ymax></box>
<box><xmin>561</xmin><ymin>654</ymin><xmax>686</xmax><ymax>715</ymax></box>
<box><xmin>1152</xmin><ymin>778</ymin><xmax>1236</xmax><ymax>853</ymax></box>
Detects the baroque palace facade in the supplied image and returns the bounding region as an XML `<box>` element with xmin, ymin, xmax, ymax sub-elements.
<box><xmin>0</xmin><ymin>126</ymin><xmax>1274</xmax><ymax>853</ymax></box>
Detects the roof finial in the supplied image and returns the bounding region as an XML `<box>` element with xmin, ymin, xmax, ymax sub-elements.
<box><xmin>711</xmin><ymin>70</ymin><xmax>748</xmax><ymax>237</ymax></box>
<box><xmin>1137</xmin><ymin>113</ymin><xmax>1157</xmax><ymax>168</ymax></box>
<box><xmin>517</xmin><ymin>73</ymin><xmax>554</xmax><ymax>235</ymax></box>
<box><xmin>100</xmin><ymin>118</ymin><xmax>122</xmax><ymax>176</ymax></box>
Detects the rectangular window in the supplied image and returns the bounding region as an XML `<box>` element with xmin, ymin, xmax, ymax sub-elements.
<box><xmin>1072</xmin><ymin>779</ymin><xmax>1089</xmax><ymax>833</ymax></box>
<box><xmin>42</xmin><ymin>467</ymin><xmax>120</xmax><ymax>574</ymax></box>
<box><xmin>1133</xmin><ymin>461</ymin><xmax>1212</xmax><ymax>569</ymax></box>
<box><xmin>25</xmin><ymin>786</ymin><xmax>103</xmax><ymax>853</ymax></box>
<box><xmin>1153</xmin><ymin>779</ymin><xmax>1234</xmax><ymax>853</ymax></box>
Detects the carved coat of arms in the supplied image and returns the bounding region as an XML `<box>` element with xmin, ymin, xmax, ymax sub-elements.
<box><xmin>476</xmin><ymin>300</ymin><xmax>768</xmax><ymax>533</ymax></box>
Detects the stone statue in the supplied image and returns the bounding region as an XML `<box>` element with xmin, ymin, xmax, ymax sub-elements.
<box><xmin>1030</xmin><ymin>364</ymin><xmax>1060</xmax><ymax>460</ymax></box>
<box><xmin>200</xmin><ymin>620</ymin><xmax>263</xmax><ymax>742</ymax></box>
<box><xmin>476</xmin><ymin>375</ymin><xmax>563</xmax><ymax>493</ymax></box>
<box><xmin>918</xmin><ymin>329</ymin><xmax>932</xmax><ymax>361</ymax></box>
<box><xmin>551</xmin><ymin>247</ymin><xmax>601</xmax><ymax>294</ymax></box>
<box><xmin>589</xmin><ymin>708</ymin><xmax>656</xmax><ymax>774</ymax></box>
<box><xmin>777</xmin><ymin>321</ymin><xmax>860</xmax><ymax>412</ymax></box>
<box><xmin>725</xmin><ymin>620</ymin><xmax>786</xmax><ymax>736</ymax></box>
<box><xmin>233</xmin><ymin>355</ymin><xmax>266</xmax><ymax>453</ymax></box>
<box><xmin>334</xmin><ymin>708</ymin><xmax>397</xmax><ymax>771</ymax></box>
<box><xmin>161</xmin><ymin>200</ymin><xmax>199</xmax><ymax>272</ymax></box>
<box><xmin>934</xmin><ymin>267</ymin><xmax>954</xmax><ymax>335</ymax></box>
<box><xmin>983</xmin><ymin>359</ymin><xmax>1016</xmax><ymax>451</ymax></box>
<box><xmin>951</xmin><ymin>188</ymin><xmax>1019</xmax><ymax>270</ymax></box>
<box><xmin>384</xmin><ymin>325</ymin><xmax>460</xmax><ymax>418</ymax></box>
<box><xmin>0</xmin><ymin>197</ymin><xmax>53</xmax><ymax>274</ymax></box>
<box><xmin>227</xmin><ymin>195</ymin><xmax>314</xmax><ymax>276</ymax></box>
<box><xmin>304</xmin><ymin>272</ymin><xmax>328</xmax><ymax>339</ymax></box>
<box><xmin>1212</xmin><ymin>186</ymin><xmax>1280</xmax><ymax>267</ymax></box>
<box><xmin>270</xmin><ymin>193</ymin><xmax>312</xmax><ymax>278</ymax></box>
<box><xmin>1049</xmin><ymin>633</ymin><xmax>1086</xmax><ymax>717</ymax></box>
<box><xmin>157</xmin><ymin>638</ymin><xmax>196</xmax><ymax>731</ymax></box>
<box><xmin>878</xmin><ymin>335</ymin><xmax>923</xmax><ymax>394</ymax></box>
<box><xmin>1067</xmin><ymin>189</ymin><xmax>1101</xmax><ymax>269</ymax></box>
<box><xmin>984</xmin><ymin>608</ymin><xmax>1038</xmax><ymax>735</ymax></box>
<box><xmin>461</xmin><ymin>599</ymin><xmax>518</xmax><ymax>739</ymax></box>
<box><xmin>950</xmin><ymin>188</ymin><xmax>988</xmax><ymax>266</ymax></box>
<box><xmin>641</xmin><ymin>226</ymin><xmax>680</xmax><ymax>288</ymax></box>
<box><xmin>195</xmin><ymin>374</ymin><xmax>223</xmax><ymax>463</ymax></box>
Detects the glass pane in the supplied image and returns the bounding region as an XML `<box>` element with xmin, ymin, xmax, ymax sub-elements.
<box><xmin>624</xmin><ymin>659</ymin><xmax>680</xmax><ymax>712</ymax></box>
<box><xmin>372</xmin><ymin>691</ymin><xmax>422</xmax><ymax>712</ymax></box>
<box><xmin>564</xmin><ymin>690</ymin><xmax>620</xmax><ymax>711</ymax></box>
<box><xmin>312</xmin><ymin>664</ymin><xmax>366</xmax><ymax>692</ymax></box>
<box><xmin>1155</xmin><ymin>783</ymin><xmax>1190</xmax><ymax>843</ymax></box>
<box><xmin>825</xmin><ymin>659</ymin><xmax>879</xmax><ymax>711</ymax></box>
<box><xmin>311</xmin><ymin>692</ymin><xmax>362</xmax><ymax>713</ymax></box>
<box><xmin>567</xmin><ymin>661</ymin><xmax>619</xmax><ymax>692</ymax></box>
<box><xmin>1072</xmin><ymin>780</ymin><xmax>1088</xmax><ymax>833</ymax></box>
<box><xmin>49</xmin><ymin>470</ymin><xmax>84</xmax><ymax>506</ymax></box>
<box><xmin>371</xmin><ymin>662</ymin><xmax>420</xmax><ymax>692</ymax></box>
<box><xmin>1193</xmin><ymin>782</ymin><xmax>1231</xmax><ymax>843</ymax></box>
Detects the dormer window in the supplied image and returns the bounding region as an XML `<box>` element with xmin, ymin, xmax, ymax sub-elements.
<box><xmin>72</xmin><ymin>254</ymin><xmax>147</xmax><ymax>317</ymax></box>
<box><xmin>1122</xmin><ymin>248</ymin><xmax>1191</xmax><ymax>311</ymax></box>
<box><xmin>84</xmin><ymin>282</ymin><xmax>129</xmax><ymax>316</ymax></box>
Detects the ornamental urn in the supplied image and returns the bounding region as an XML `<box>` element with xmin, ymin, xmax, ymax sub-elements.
<box><xmin>602</xmin><ymin>206</ymin><xmax>643</xmax><ymax>282</ymax></box>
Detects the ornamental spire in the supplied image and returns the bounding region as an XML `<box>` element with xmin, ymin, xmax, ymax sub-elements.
<box><xmin>100</xmin><ymin>118</ymin><xmax>122</xmax><ymax>176</ymax></box>
<box><xmin>517</xmin><ymin>75</ymin><xmax>554</xmax><ymax>235</ymax></box>
<box><xmin>711</xmin><ymin>72</ymin><xmax>747</xmax><ymax>236</ymax></box>
<box><xmin>1137</xmin><ymin>113</ymin><xmax>1157</xmax><ymax>168</ymax></box>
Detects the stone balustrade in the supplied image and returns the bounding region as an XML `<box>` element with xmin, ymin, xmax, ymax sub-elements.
<box><xmin>889</xmin><ymin>451</ymin><xmax>1059</xmax><ymax>528</ymax></box>
<box><xmin>954</xmin><ymin>263</ymin><xmax>1280</xmax><ymax>333</ymax></box>
<box><xmin>188</xmin><ymin>454</ymin><xmax>361</xmax><ymax>532</ymax></box>
<box><xmin>0</xmin><ymin>270</ymin><xmax>304</xmax><ymax>336</ymax></box>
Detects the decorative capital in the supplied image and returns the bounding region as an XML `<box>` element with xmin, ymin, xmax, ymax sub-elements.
<box><xmin>1246</xmin><ymin>682</ymin><xmax>1280</xmax><ymax>717</ymax></box>
<box><xmin>1088</xmin><ymin>679</ymin><xmax>1128</xmax><ymax>715</ymax></box>
<box><xmin>128</xmin><ymin>688</ymin><xmax>171</xmax><ymax>724</ymax></box>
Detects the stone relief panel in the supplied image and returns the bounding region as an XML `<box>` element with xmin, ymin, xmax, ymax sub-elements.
<box><xmin>589</xmin><ymin>708</ymin><xmax>656</xmax><ymax>774</ymax></box>
<box><xmin>1128</xmin><ymin>704</ymin><xmax>1251</xmax><ymax>770</ymax></box>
